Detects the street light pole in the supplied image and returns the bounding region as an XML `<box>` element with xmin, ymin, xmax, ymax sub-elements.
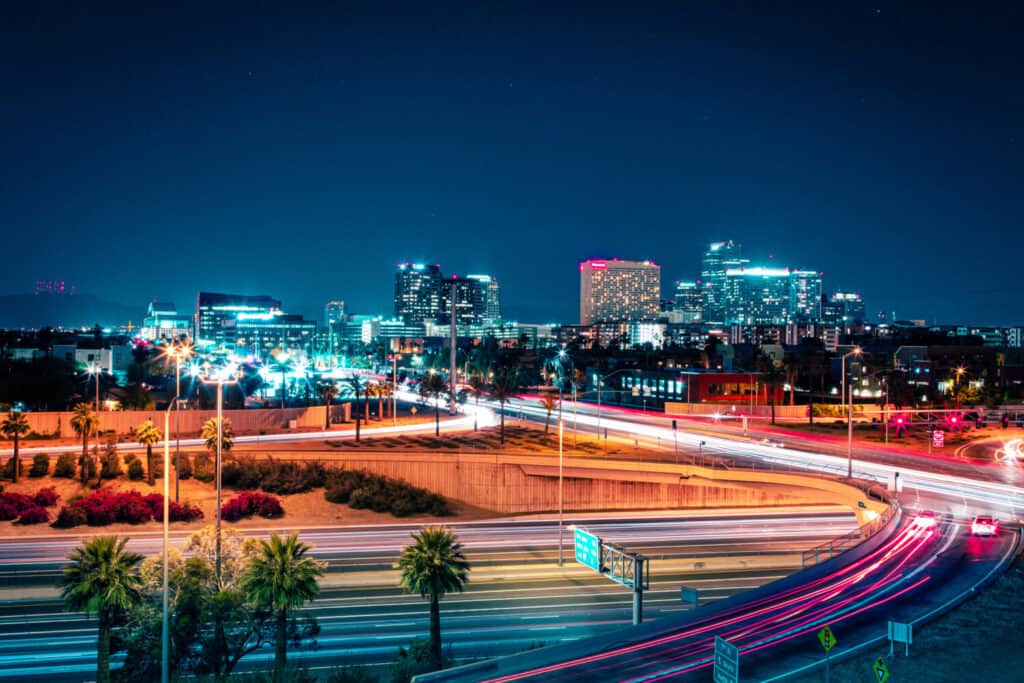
<box><xmin>557</xmin><ymin>392</ymin><xmax>564</xmax><ymax>566</ymax></box>
<box><xmin>840</xmin><ymin>347</ymin><xmax>862</xmax><ymax>429</ymax></box>
<box><xmin>392</xmin><ymin>355</ymin><xmax>399</xmax><ymax>426</ymax></box>
<box><xmin>162</xmin><ymin>393</ymin><xmax>179</xmax><ymax>683</ymax></box>
<box><xmin>847</xmin><ymin>382</ymin><xmax>854</xmax><ymax>478</ymax></box>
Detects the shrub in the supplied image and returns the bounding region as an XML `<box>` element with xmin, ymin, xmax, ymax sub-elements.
<box><xmin>52</xmin><ymin>505</ymin><xmax>88</xmax><ymax>528</ymax></box>
<box><xmin>17</xmin><ymin>506</ymin><xmax>49</xmax><ymax>525</ymax></box>
<box><xmin>0</xmin><ymin>492</ymin><xmax>35</xmax><ymax>514</ymax></box>
<box><xmin>100</xmin><ymin>452</ymin><xmax>122</xmax><ymax>479</ymax></box>
<box><xmin>170</xmin><ymin>501</ymin><xmax>203</xmax><ymax>522</ymax></box>
<box><xmin>221</xmin><ymin>491</ymin><xmax>284</xmax><ymax>522</ymax></box>
<box><xmin>32</xmin><ymin>487</ymin><xmax>60</xmax><ymax>507</ymax></box>
<box><xmin>176</xmin><ymin>455</ymin><xmax>193</xmax><ymax>480</ymax></box>
<box><xmin>322</xmin><ymin>469</ymin><xmax>451</xmax><ymax>517</ymax></box>
<box><xmin>348</xmin><ymin>487</ymin><xmax>372</xmax><ymax>510</ymax></box>
<box><xmin>53</xmin><ymin>453</ymin><xmax>77</xmax><ymax>478</ymax></box>
<box><xmin>127</xmin><ymin>459</ymin><xmax>145</xmax><ymax>481</ymax></box>
<box><xmin>193</xmin><ymin>453</ymin><xmax>215</xmax><ymax>483</ymax></box>
<box><xmin>118</xmin><ymin>495</ymin><xmax>153</xmax><ymax>524</ymax></box>
<box><xmin>29</xmin><ymin>453</ymin><xmax>50</xmax><ymax>478</ymax></box>
<box><xmin>0</xmin><ymin>503</ymin><xmax>18</xmax><ymax>521</ymax></box>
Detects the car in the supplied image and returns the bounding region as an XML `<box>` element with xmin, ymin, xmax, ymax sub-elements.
<box><xmin>911</xmin><ymin>510</ymin><xmax>938</xmax><ymax>529</ymax></box>
<box><xmin>971</xmin><ymin>515</ymin><xmax>998</xmax><ymax>536</ymax></box>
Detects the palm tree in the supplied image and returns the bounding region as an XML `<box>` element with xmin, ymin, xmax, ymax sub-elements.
<box><xmin>419</xmin><ymin>372</ymin><xmax>447</xmax><ymax>437</ymax></box>
<box><xmin>468</xmin><ymin>371</ymin><xmax>486</xmax><ymax>431</ymax></box>
<box><xmin>365</xmin><ymin>382</ymin><xmax>380</xmax><ymax>421</ymax></box>
<box><xmin>201</xmin><ymin>417</ymin><xmax>233</xmax><ymax>455</ymax></box>
<box><xmin>398</xmin><ymin>526</ymin><xmax>470</xmax><ymax>668</ymax></box>
<box><xmin>241</xmin><ymin>533</ymin><xmax>324</xmax><ymax>682</ymax></box>
<box><xmin>344</xmin><ymin>375</ymin><xmax>365</xmax><ymax>442</ymax></box>
<box><xmin>1</xmin><ymin>411</ymin><xmax>30</xmax><ymax>482</ymax></box>
<box><xmin>317</xmin><ymin>380</ymin><xmax>338</xmax><ymax>430</ymax></box>
<box><xmin>70</xmin><ymin>402</ymin><xmax>100</xmax><ymax>486</ymax></box>
<box><xmin>57</xmin><ymin>536</ymin><xmax>143</xmax><ymax>683</ymax></box>
<box><xmin>490</xmin><ymin>361</ymin><xmax>520</xmax><ymax>444</ymax></box>
<box><xmin>135</xmin><ymin>419</ymin><xmax>162</xmax><ymax>485</ymax></box>
<box><xmin>539</xmin><ymin>394</ymin><xmax>556</xmax><ymax>434</ymax></box>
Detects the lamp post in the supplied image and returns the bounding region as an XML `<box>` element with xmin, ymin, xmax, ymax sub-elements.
<box><xmin>954</xmin><ymin>366</ymin><xmax>966</xmax><ymax>410</ymax></box>
<box><xmin>163</xmin><ymin>342</ymin><xmax>193</xmax><ymax>503</ymax></box>
<box><xmin>557</xmin><ymin>393</ymin><xmax>565</xmax><ymax>566</ymax></box>
<box><xmin>843</xmin><ymin>348</ymin><xmax>860</xmax><ymax>481</ymax></box>
<box><xmin>558</xmin><ymin>350</ymin><xmax>577</xmax><ymax>446</ymax></box>
<box><xmin>274</xmin><ymin>350</ymin><xmax>291</xmax><ymax>410</ymax></box>
<box><xmin>161</xmin><ymin>394</ymin><xmax>180</xmax><ymax>683</ymax></box>
<box><xmin>596</xmin><ymin>368</ymin><xmax>631</xmax><ymax>447</ymax></box>
<box><xmin>198</xmin><ymin>364</ymin><xmax>241</xmax><ymax>584</ymax></box>
<box><xmin>390</xmin><ymin>355</ymin><xmax>400</xmax><ymax>426</ymax></box>
<box><xmin>840</xmin><ymin>347</ymin><xmax>862</xmax><ymax>423</ymax></box>
<box><xmin>87</xmin><ymin>361</ymin><xmax>102</xmax><ymax>411</ymax></box>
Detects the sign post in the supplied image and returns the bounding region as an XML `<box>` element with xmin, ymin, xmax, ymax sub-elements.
<box><xmin>573</xmin><ymin>528</ymin><xmax>601</xmax><ymax>571</ymax></box>
<box><xmin>933</xmin><ymin>429</ymin><xmax>945</xmax><ymax>449</ymax></box>
<box><xmin>818</xmin><ymin>625</ymin><xmax>836</xmax><ymax>683</ymax></box>
<box><xmin>888</xmin><ymin>620</ymin><xmax>912</xmax><ymax>656</ymax></box>
<box><xmin>713</xmin><ymin>635</ymin><xmax>739</xmax><ymax>683</ymax></box>
<box><xmin>680</xmin><ymin>586</ymin><xmax>699</xmax><ymax>608</ymax></box>
<box><xmin>573</xmin><ymin>527</ymin><xmax>649</xmax><ymax>624</ymax></box>
<box><xmin>873</xmin><ymin>656</ymin><xmax>891</xmax><ymax>683</ymax></box>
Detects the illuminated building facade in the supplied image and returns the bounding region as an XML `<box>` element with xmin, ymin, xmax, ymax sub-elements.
<box><xmin>394</xmin><ymin>263</ymin><xmax>442</xmax><ymax>323</ymax></box>
<box><xmin>579</xmin><ymin>258</ymin><xmax>661</xmax><ymax>325</ymax></box>
<box><xmin>195</xmin><ymin>292</ymin><xmax>281</xmax><ymax>347</ymax></box>
<box><xmin>788</xmin><ymin>270</ymin><xmax>822</xmax><ymax>321</ymax></box>
<box><xmin>672</xmin><ymin>280</ymin><xmax>703</xmax><ymax>322</ymax></box>
<box><xmin>223</xmin><ymin>312</ymin><xmax>317</xmax><ymax>357</ymax></box>
<box><xmin>140</xmin><ymin>301</ymin><xmax>191</xmax><ymax>341</ymax></box>
<box><xmin>441</xmin><ymin>276</ymin><xmax>486</xmax><ymax>326</ymax></box>
<box><xmin>821</xmin><ymin>292</ymin><xmax>866</xmax><ymax>326</ymax></box>
<box><xmin>700</xmin><ymin>241</ymin><xmax>748</xmax><ymax>325</ymax></box>
<box><xmin>723</xmin><ymin>267</ymin><xmax>792</xmax><ymax>325</ymax></box>
<box><xmin>466</xmin><ymin>274</ymin><xmax>502</xmax><ymax>323</ymax></box>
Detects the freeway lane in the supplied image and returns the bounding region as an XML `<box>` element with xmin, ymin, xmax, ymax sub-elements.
<box><xmin>427</xmin><ymin>518</ymin><xmax>1019</xmax><ymax>683</ymax></box>
<box><xmin>0</xmin><ymin>510</ymin><xmax>854</xmax><ymax>680</ymax></box>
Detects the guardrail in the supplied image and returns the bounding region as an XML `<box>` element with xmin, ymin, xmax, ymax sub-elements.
<box><xmin>801</xmin><ymin>501</ymin><xmax>900</xmax><ymax>568</ymax></box>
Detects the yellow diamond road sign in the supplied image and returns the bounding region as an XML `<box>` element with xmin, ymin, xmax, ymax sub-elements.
<box><xmin>873</xmin><ymin>657</ymin><xmax>891</xmax><ymax>683</ymax></box>
<box><xmin>818</xmin><ymin>625</ymin><xmax>836</xmax><ymax>652</ymax></box>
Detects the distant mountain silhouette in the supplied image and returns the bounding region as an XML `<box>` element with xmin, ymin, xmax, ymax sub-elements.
<box><xmin>0</xmin><ymin>293</ymin><xmax>141</xmax><ymax>329</ymax></box>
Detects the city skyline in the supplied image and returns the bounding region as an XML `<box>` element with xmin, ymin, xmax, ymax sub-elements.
<box><xmin>2</xmin><ymin>3</ymin><xmax>1022</xmax><ymax>326</ymax></box>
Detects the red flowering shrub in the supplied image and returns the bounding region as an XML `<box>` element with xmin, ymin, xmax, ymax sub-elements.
<box><xmin>0</xmin><ymin>502</ymin><xmax>18</xmax><ymax>521</ymax></box>
<box><xmin>221</xmin><ymin>491</ymin><xmax>284</xmax><ymax>522</ymax></box>
<box><xmin>49</xmin><ymin>490</ymin><xmax>202</xmax><ymax>528</ymax></box>
<box><xmin>17</xmin><ymin>506</ymin><xmax>49</xmax><ymax>525</ymax></box>
<box><xmin>0</xmin><ymin>492</ymin><xmax>35</xmax><ymax>513</ymax></box>
<box><xmin>170</xmin><ymin>501</ymin><xmax>204</xmax><ymax>522</ymax></box>
<box><xmin>32</xmin><ymin>487</ymin><xmax>60</xmax><ymax>507</ymax></box>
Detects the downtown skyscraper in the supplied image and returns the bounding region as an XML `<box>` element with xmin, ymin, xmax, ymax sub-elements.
<box><xmin>394</xmin><ymin>263</ymin><xmax>442</xmax><ymax>323</ymax></box>
<box><xmin>579</xmin><ymin>258</ymin><xmax>661</xmax><ymax>324</ymax></box>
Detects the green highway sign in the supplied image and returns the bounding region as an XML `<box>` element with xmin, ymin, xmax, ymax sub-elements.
<box><xmin>818</xmin><ymin>625</ymin><xmax>836</xmax><ymax>653</ymax></box>
<box><xmin>574</xmin><ymin>528</ymin><xmax>602</xmax><ymax>572</ymax></box>
<box><xmin>873</xmin><ymin>657</ymin><xmax>890</xmax><ymax>683</ymax></box>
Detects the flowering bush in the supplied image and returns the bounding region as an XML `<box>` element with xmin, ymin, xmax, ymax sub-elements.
<box><xmin>48</xmin><ymin>489</ymin><xmax>203</xmax><ymax>528</ymax></box>
<box><xmin>32</xmin><ymin>487</ymin><xmax>60</xmax><ymax>507</ymax></box>
<box><xmin>0</xmin><ymin>502</ymin><xmax>18</xmax><ymax>521</ymax></box>
<box><xmin>17</xmin><ymin>506</ymin><xmax>49</xmax><ymax>525</ymax></box>
<box><xmin>221</xmin><ymin>491</ymin><xmax>284</xmax><ymax>522</ymax></box>
<box><xmin>0</xmin><ymin>492</ymin><xmax>36</xmax><ymax>513</ymax></box>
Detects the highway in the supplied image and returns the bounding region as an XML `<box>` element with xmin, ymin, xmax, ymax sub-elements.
<box><xmin>0</xmin><ymin>510</ymin><xmax>854</xmax><ymax>680</ymax></box>
<box><xmin>423</xmin><ymin>516</ymin><xmax>1020</xmax><ymax>682</ymax></box>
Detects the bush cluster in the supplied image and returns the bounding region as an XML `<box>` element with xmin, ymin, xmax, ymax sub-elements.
<box><xmin>29</xmin><ymin>453</ymin><xmax>50</xmax><ymax>478</ymax></box>
<box><xmin>324</xmin><ymin>470</ymin><xmax>450</xmax><ymax>517</ymax></box>
<box><xmin>192</xmin><ymin>453</ymin><xmax>215</xmax><ymax>483</ymax></box>
<box><xmin>221</xmin><ymin>491</ymin><xmax>284</xmax><ymax>522</ymax></box>
<box><xmin>127</xmin><ymin>459</ymin><xmax>145</xmax><ymax>481</ymax></box>
<box><xmin>222</xmin><ymin>456</ymin><xmax>326</xmax><ymax>495</ymax></box>
<box><xmin>176</xmin><ymin>455</ymin><xmax>193</xmax><ymax>480</ymax></box>
<box><xmin>0</xmin><ymin>488</ymin><xmax>58</xmax><ymax>525</ymax></box>
<box><xmin>53</xmin><ymin>453</ymin><xmax>77</xmax><ymax>478</ymax></box>
<box><xmin>100</xmin><ymin>452</ymin><xmax>123</xmax><ymax>479</ymax></box>
<box><xmin>51</xmin><ymin>490</ymin><xmax>204</xmax><ymax>528</ymax></box>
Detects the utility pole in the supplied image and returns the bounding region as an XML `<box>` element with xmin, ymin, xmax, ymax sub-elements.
<box><xmin>449</xmin><ymin>283</ymin><xmax>457</xmax><ymax>416</ymax></box>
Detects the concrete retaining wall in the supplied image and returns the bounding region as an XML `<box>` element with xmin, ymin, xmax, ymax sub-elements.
<box><xmin>1</xmin><ymin>404</ymin><xmax>350</xmax><ymax>438</ymax></box>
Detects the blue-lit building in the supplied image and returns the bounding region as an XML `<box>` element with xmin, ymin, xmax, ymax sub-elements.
<box><xmin>394</xmin><ymin>263</ymin><xmax>443</xmax><ymax>323</ymax></box>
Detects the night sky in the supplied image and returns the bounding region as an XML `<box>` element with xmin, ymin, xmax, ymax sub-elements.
<box><xmin>3</xmin><ymin>2</ymin><xmax>1022</xmax><ymax>325</ymax></box>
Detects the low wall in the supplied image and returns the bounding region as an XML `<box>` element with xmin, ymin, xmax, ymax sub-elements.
<box><xmin>1</xmin><ymin>404</ymin><xmax>351</xmax><ymax>439</ymax></box>
<box><xmin>257</xmin><ymin>451</ymin><xmax>883</xmax><ymax>518</ymax></box>
<box><xmin>664</xmin><ymin>402</ymin><xmax>884</xmax><ymax>419</ymax></box>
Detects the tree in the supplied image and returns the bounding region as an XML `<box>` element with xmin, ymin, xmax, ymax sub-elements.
<box><xmin>468</xmin><ymin>371</ymin><xmax>486</xmax><ymax>431</ymax></box>
<box><xmin>419</xmin><ymin>372</ymin><xmax>447</xmax><ymax>438</ymax></box>
<box><xmin>135</xmin><ymin>419</ymin><xmax>162</xmax><ymax>486</ymax></box>
<box><xmin>317</xmin><ymin>380</ymin><xmax>338</xmax><ymax>430</ymax></box>
<box><xmin>344</xmin><ymin>375</ymin><xmax>366</xmax><ymax>442</ymax></box>
<box><xmin>57</xmin><ymin>536</ymin><xmax>143</xmax><ymax>683</ymax></box>
<box><xmin>539</xmin><ymin>394</ymin><xmax>556</xmax><ymax>434</ymax></box>
<box><xmin>490</xmin><ymin>358</ymin><xmax>521</xmax><ymax>445</ymax></box>
<box><xmin>123</xmin><ymin>383</ymin><xmax>155</xmax><ymax>411</ymax></box>
<box><xmin>241</xmin><ymin>533</ymin><xmax>325</xmax><ymax>682</ymax></box>
<box><xmin>783</xmin><ymin>358</ymin><xmax>799</xmax><ymax>407</ymax></box>
<box><xmin>756</xmin><ymin>354</ymin><xmax>784</xmax><ymax>426</ymax></box>
<box><xmin>365</xmin><ymin>382</ymin><xmax>380</xmax><ymax>421</ymax></box>
<box><xmin>201</xmin><ymin>417</ymin><xmax>234</xmax><ymax>455</ymax></box>
<box><xmin>70</xmin><ymin>402</ymin><xmax>100</xmax><ymax>486</ymax></box>
<box><xmin>1</xmin><ymin>410</ymin><xmax>30</xmax><ymax>482</ymax></box>
<box><xmin>398</xmin><ymin>527</ymin><xmax>469</xmax><ymax>669</ymax></box>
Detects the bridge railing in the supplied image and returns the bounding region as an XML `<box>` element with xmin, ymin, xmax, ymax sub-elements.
<box><xmin>801</xmin><ymin>501</ymin><xmax>900</xmax><ymax>568</ymax></box>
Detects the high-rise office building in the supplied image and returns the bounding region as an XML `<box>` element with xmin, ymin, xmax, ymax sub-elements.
<box><xmin>394</xmin><ymin>263</ymin><xmax>442</xmax><ymax>323</ymax></box>
<box><xmin>788</xmin><ymin>271</ymin><xmax>822</xmax><ymax>321</ymax></box>
<box><xmin>579</xmin><ymin>258</ymin><xmax>661</xmax><ymax>325</ymax></box>
<box><xmin>141</xmin><ymin>301</ymin><xmax>192</xmax><ymax>341</ymax></box>
<box><xmin>324</xmin><ymin>300</ymin><xmax>345</xmax><ymax>327</ymax></box>
<box><xmin>700</xmin><ymin>241</ymin><xmax>748</xmax><ymax>325</ymax></box>
<box><xmin>440</xmin><ymin>276</ymin><xmax>487</xmax><ymax>326</ymax></box>
<box><xmin>466</xmin><ymin>274</ymin><xmax>502</xmax><ymax>323</ymax></box>
<box><xmin>195</xmin><ymin>292</ymin><xmax>282</xmax><ymax>347</ymax></box>
<box><xmin>821</xmin><ymin>292</ymin><xmax>866</xmax><ymax>326</ymax></box>
<box><xmin>723</xmin><ymin>267</ymin><xmax>792</xmax><ymax>325</ymax></box>
<box><xmin>672</xmin><ymin>280</ymin><xmax>703</xmax><ymax>322</ymax></box>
